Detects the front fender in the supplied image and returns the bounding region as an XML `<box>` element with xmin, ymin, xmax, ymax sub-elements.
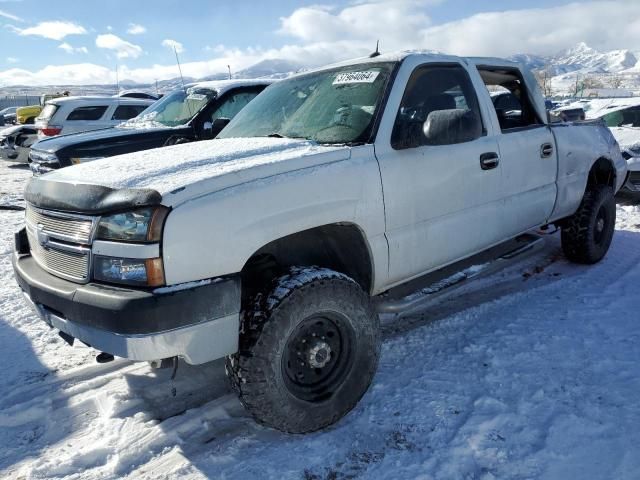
<box><xmin>161</xmin><ymin>145</ymin><xmax>388</xmax><ymax>291</ymax></box>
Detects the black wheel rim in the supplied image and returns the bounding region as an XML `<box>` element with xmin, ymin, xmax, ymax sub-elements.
<box><xmin>593</xmin><ymin>205</ymin><xmax>609</xmax><ymax>245</ymax></box>
<box><xmin>282</xmin><ymin>312</ymin><xmax>355</xmax><ymax>403</ymax></box>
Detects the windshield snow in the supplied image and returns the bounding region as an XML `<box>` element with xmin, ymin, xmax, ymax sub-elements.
<box><xmin>219</xmin><ymin>62</ymin><xmax>396</xmax><ymax>144</ymax></box>
<box><xmin>119</xmin><ymin>86</ymin><xmax>216</xmax><ymax>128</ymax></box>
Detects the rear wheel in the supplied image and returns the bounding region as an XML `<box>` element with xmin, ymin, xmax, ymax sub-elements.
<box><xmin>561</xmin><ymin>185</ymin><xmax>616</xmax><ymax>264</ymax></box>
<box><xmin>225</xmin><ymin>267</ymin><xmax>380</xmax><ymax>433</ymax></box>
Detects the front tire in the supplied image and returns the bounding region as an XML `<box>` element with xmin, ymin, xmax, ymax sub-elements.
<box><xmin>225</xmin><ymin>267</ymin><xmax>380</xmax><ymax>433</ymax></box>
<box><xmin>561</xmin><ymin>185</ymin><xmax>616</xmax><ymax>264</ymax></box>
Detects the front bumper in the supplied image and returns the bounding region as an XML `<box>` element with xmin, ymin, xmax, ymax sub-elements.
<box><xmin>0</xmin><ymin>142</ymin><xmax>29</xmax><ymax>164</ymax></box>
<box><xmin>13</xmin><ymin>246</ymin><xmax>241</xmax><ymax>365</ymax></box>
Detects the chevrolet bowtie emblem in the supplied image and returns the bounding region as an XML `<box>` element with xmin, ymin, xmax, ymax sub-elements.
<box><xmin>36</xmin><ymin>224</ymin><xmax>50</xmax><ymax>249</ymax></box>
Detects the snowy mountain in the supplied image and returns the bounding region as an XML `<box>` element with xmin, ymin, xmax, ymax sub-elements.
<box><xmin>4</xmin><ymin>47</ymin><xmax>640</xmax><ymax>97</ymax></box>
<box><xmin>509</xmin><ymin>43</ymin><xmax>640</xmax><ymax>95</ymax></box>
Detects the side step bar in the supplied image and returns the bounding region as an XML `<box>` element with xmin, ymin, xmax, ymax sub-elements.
<box><xmin>375</xmin><ymin>233</ymin><xmax>545</xmax><ymax>315</ymax></box>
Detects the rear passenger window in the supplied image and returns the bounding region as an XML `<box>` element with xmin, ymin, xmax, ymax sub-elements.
<box><xmin>477</xmin><ymin>67</ymin><xmax>543</xmax><ymax>132</ymax></box>
<box><xmin>391</xmin><ymin>64</ymin><xmax>483</xmax><ymax>150</ymax></box>
<box><xmin>111</xmin><ymin>105</ymin><xmax>147</xmax><ymax>121</ymax></box>
<box><xmin>66</xmin><ymin>106</ymin><xmax>108</xmax><ymax>121</ymax></box>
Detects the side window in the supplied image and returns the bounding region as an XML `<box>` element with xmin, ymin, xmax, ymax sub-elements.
<box><xmin>391</xmin><ymin>65</ymin><xmax>483</xmax><ymax>150</ymax></box>
<box><xmin>210</xmin><ymin>91</ymin><xmax>260</xmax><ymax>121</ymax></box>
<box><xmin>477</xmin><ymin>67</ymin><xmax>543</xmax><ymax>132</ymax></box>
<box><xmin>111</xmin><ymin>105</ymin><xmax>147</xmax><ymax>121</ymax></box>
<box><xmin>66</xmin><ymin>106</ymin><xmax>108</xmax><ymax>121</ymax></box>
<box><xmin>493</xmin><ymin>93</ymin><xmax>521</xmax><ymax>112</ymax></box>
<box><xmin>621</xmin><ymin>106</ymin><xmax>640</xmax><ymax>127</ymax></box>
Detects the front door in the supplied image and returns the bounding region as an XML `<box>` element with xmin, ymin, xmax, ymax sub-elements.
<box><xmin>375</xmin><ymin>62</ymin><xmax>505</xmax><ymax>286</ymax></box>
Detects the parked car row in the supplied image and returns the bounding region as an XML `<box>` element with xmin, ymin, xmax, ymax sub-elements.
<box><xmin>0</xmin><ymin>106</ymin><xmax>18</xmax><ymax>126</ymax></box>
<box><xmin>12</xmin><ymin>51</ymin><xmax>627</xmax><ymax>434</ymax></box>
<box><xmin>1</xmin><ymin>79</ymin><xmax>272</xmax><ymax>173</ymax></box>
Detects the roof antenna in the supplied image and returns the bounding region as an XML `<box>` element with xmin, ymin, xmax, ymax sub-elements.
<box><xmin>174</xmin><ymin>46</ymin><xmax>187</xmax><ymax>91</ymax></box>
<box><xmin>369</xmin><ymin>40</ymin><xmax>380</xmax><ymax>58</ymax></box>
<box><xmin>174</xmin><ymin>46</ymin><xmax>193</xmax><ymax>117</ymax></box>
<box><xmin>115</xmin><ymin>63</ymin><xmax>120</xmax><ymax>95</ymax></box>
<box><xmin>227</xmin><ymin>65</ymin><xmax>232</xmax><ymax>80</ymax></box>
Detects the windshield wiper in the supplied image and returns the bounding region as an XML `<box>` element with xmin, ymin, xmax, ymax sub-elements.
<box><xmin>265</xmin><ymin>132</ymin><xmax>310</xmax><ymax>140</ymax></box>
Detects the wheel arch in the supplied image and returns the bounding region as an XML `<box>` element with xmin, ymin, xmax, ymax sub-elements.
<box><xmin>587</xmin><ymin>156</ymin><xmax>616</xmax><ymax>190</ymax></box>
<box><xmin>240</xmin><ymin>222</ymin><xmax>375</xmax><ymax>304</ymax></box>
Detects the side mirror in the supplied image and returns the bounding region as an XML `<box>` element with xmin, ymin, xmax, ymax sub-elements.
<box><xmin>423</xmin><ymin>109</ymin><xmax>481</xmax><ymax>146</ymax></box>
<box><xmin>204</xmin><ymin>117</ymin><xmax>231</xmax><ymax>139</ymax></box>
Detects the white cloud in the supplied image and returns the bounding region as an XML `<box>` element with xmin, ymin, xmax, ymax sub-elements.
<box><xmin>419</xmin><ymin>0</ymin><xmax>640</xmax><ymax>57</ymax></box>
<box><xmin>279</xmin><ymin>0</ymin><xmax>432</xmax><ymax>51</ymax></box>
<box><xmin>95</xmin><ymin>34</ymin><xmax>143</xmax><ymax>59</ymax></box>
<box><xmin>58</xmin><ymin>42</ymin><xmax>88</xmax><ymax>54</ymax></box>
<box><xmin>13</xmin><ymin>21</ymin><xmax>87</xmax><ymax>40</ymax></box>
<box><xmin>162</xmin><ymin>39</ymin><xmax>184</xmax><ymax>54</ymax></box>
<box><xmin>0</xmin><ymin>64</ymin><xmax>115</xmax><ymax>86</ymax></box>
<box><xmin>6</xmin><ymin>56</ymin><xmax>18</xmax><ymax>63</ymax></box>
<box><xmin>0</xmin><ymin>8</ymin><xmax>21</xmax><ymax>22</ymax></box>
<box><xmin>127</xmin><ymin>23</ymin><xmax>146</xmax><ymax>35</ymax></box>
<box><xmin>5</xmin><ymin>0</ymin><xmax>640</xmax><ymax>87</ymax></box>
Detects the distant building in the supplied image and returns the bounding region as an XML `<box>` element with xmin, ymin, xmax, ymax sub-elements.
<box><xmin>581</xmin><ymin>88</ymin><xmax>634</xmax><ymax>98</ymax></box>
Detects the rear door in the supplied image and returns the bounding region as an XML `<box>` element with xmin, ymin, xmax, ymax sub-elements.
<box><xmin>474</xmin><ymin>64</ymin><xmax>558</xmax><ymax>237</ymax></box>
<box><xmin>63</xmin><ymin>105</ymin><xmax>109</xmax><ymax>134</ymax></box>
<box><xmin>108</xmin><ymin>104</ymin><xmax>149</xmax><ymax>127</ymax></box>
<box><xmin>374</xmin><ymin>60</ymin><xmax>505</xmax><ymax>285</ymax></box>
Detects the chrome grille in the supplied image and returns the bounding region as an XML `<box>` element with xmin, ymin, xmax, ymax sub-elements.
<box><xmin>25</xmin><ymin>204</ymin><xmax>95</xmax><ymax>283</ymax></box>
<box><xmin>27</xmin><ymin>229</ymin><xmax>90</xmax><ymax>281</ymax></box>
<box><xmin>26</xmin><ymin>205</ymin><xmax>93</xmax><ymax>244</ymax></box>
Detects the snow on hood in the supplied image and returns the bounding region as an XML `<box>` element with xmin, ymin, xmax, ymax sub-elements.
<box><xmin>43</xmin><ymin>137</ymin><xmax>347</xmax><ymax>197</ymax></box>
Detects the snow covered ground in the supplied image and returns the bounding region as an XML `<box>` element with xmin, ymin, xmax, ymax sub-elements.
<box><xmin>1</xmin><ymin>160</ymin><xmax>640</xmax><ymax>479</ymax></box>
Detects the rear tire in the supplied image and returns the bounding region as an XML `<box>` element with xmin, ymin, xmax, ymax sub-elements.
<box><xmin>225</xmin><ymin>267</ymin><xmax>380</xmax><ymax>433</ymax></box>
<box><xmin>561</xmin><ymin>185</ymin><xmax>616</xmax><ymax>264</ymax></box>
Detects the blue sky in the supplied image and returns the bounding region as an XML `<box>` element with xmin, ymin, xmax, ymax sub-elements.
<box><xmin>0</xmin><ymin>0</ymin><xmax>638</xmax><ymax>85</ymax></box>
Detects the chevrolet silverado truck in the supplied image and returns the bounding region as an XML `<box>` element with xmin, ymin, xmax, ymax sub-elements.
<box><xmin>28</xmin><ymin>79</ymin><xmax>272</xmax><ymax>175</ymax></box>
<box><xmin>13</xmin><ymin>52</ymin><xmax>627</xmax><ymax>434</ymax></box>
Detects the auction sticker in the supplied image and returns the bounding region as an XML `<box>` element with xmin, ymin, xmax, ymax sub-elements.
<box><xmin>333</xmin><ymin>71</ymin><xmax>380</xmax><ymax>85</ymax></box>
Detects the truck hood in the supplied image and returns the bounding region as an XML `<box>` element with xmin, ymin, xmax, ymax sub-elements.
<box><xmin>33</xmin><ymin>137</ymin><xmax>350</xmax><ymax>209</ymax></box>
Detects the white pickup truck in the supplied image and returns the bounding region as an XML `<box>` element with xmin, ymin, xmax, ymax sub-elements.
<box><xmin>13</xmin><ymin>52</ymin><xmax>627</xmax><ymax>433</ymax></box>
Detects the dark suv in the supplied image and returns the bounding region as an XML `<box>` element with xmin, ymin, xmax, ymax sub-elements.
<box><xmin>28</xmin><ymin>79</ymin><xmax>273</xmax><ymax>175</ymax></box>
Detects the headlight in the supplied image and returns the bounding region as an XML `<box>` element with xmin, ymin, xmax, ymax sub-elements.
<box><xmin>96</xmin><ymin>206</ymin><xmax>169</xmax><ymax>243</ymax></box>
<box><xmin>29</xmin><ymin>150</ymin><xmax>58</xmax><ymax>164</ymax></box>
<box><xmin>93</xmin><ymin>256</ymin><xmax>165</xmax><ymax>287</ymax></box>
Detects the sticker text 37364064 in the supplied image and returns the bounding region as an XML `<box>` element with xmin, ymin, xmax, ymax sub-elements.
<box><xmin>333</xmin><ymin>71</ymin><xmax>380</xmax><ymax>85</ymax></box>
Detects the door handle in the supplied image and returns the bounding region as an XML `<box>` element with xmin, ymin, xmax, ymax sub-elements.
<box><xmin>480</xmin><ymin>152</ymin><xmax>500</xmax><ymax>170</ymax></box>
<box><xmin>541</xmin><ymin>143</ymin><xmax>554</xmax><ymax>158</ymax></box>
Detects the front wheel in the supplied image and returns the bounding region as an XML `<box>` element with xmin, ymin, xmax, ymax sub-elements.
<box><xmin>225</xmin><ymin>267</ymin><xmax>380</xmax><ymax>433</ymax></box>
<box><xmin>561</xmin><ymin>185</ymin><xmax>616</xmax><ymax>264</ymax></box>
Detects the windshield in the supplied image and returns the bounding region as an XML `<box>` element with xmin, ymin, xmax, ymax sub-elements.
<box><xmin>119</xmin><ymin>86</ymin><xmax>216</xmax><ymax>128</ymax></box>
<box><xmin>218</xmin><ymin>62</ymin><xmax>396</xmax><ymax>144</ymax></box>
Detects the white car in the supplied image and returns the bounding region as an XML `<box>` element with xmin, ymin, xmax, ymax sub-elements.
<box><xmin>586</xmin><ymin>97</ymin><xmax>640</xmax><ymax>192</ymax></box>
<box><xmin>34</xmin><ymin>96</ymin><xmax>154</xmax><ymax>138</ymax></box>
<box><xmin>15</xmin><ymin>52</ymin><xmax>626</xmax><ymax>434</ymax></box>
